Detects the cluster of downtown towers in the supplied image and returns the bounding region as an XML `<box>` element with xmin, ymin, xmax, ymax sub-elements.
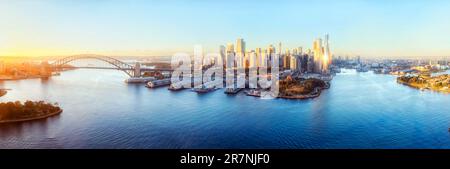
<box><xmin>213</xmin><ymin>34</ymin><xmax>332</xmax><ymax>74</ymax></box>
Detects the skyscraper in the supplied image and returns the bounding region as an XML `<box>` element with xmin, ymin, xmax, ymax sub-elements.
<box><xmin>292</xmin><ymin>48</ymin><xmax>298</xmax><ymax>56</ymax></box>
<box><xmin>260</xmin><ymin>50</ymin><xmax>268</xmax><ymax>67</ymax></box>
<box><xmin>255</xmin><ymin>48</ymin><xmax>262</xmax><ymax>57</ymax></box>
<box><xmin>284</xmin><ymin>49</ymin><xmax>290</xmax><ymax>69</ymax></box>
<box><xmin>307</xmin><ymin>55</ymin><xmax>314</xmax><ymax>73</ymax></box>
<box><xmin>226</xmin><ymin>43</ymin><xmax>235</xmax><ymax>68</ymax></box>
<box><xmin>313</xmin><ymin>38</ymin><xmax>323</xmax><ymax>73</ymax></box>
<box><xmin>297</xmin><ymin>47</ymin><xmax>303</xmax><ymax>55</ymax></box>
<box><xmin>306</xmin><ymin>49</ymin><xmax>312</xmax><ymax>56</ymax></box>
<box><xmin>220</xmin><ymin>45</ymin><xmax>226</xmax><ymax>66</ymax></box>
<box><xmin>267</xmin><ymin>45</ymin><xmax>276</xmax><ymax>68</ymax></box>
<box><xmin>236</xmin><ymin>38</ymin><xmax>245</xmax><ymax>54</ymax></box>
<box><xmin>249</xmin><ymin>51</ymin><xmax>257</xmax><ymax>68</ymax></box>
<box><xmin>267</xmin><ymin>45</ymin><xmax>275</xmax><ymax>54</ymax></box>
<box><xmin>278</xmin><ymin>42</ymin><xmax>282</xmax><ymax>55</ymax></box>
<box><xmin>255</xmin><ymin>48</ymin><xmax>262</xmax><ymax>67</ymax></box>
<box><xmin>322</xmin><ymin>34</ymin><xmax>331</xmax><ymax>73</ymax></box>
<box><xmin>226</xmin><ymin>43</ymin><xmax>234</xmax><ymax>54</ymax></box>
<box><xmin>290</xmin><ymin>55</ymin><xmax>297</xmax><ymax>71</ymax></box>
<box><xmin>235</xmin><ymin>38</ymin><xmax>246</xmax><ymax>68</ymax></box>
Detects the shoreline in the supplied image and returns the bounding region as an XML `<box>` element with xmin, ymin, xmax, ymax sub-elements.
<box><xmin>0</xmin><ymin>75</ymin><xmax>51</xmax><ymax>81</ymax></box>
<box><xmin>0</xmin><ymin>109</ymin><xmax>63</xmax><ymax>124</ymax></box>
<box><xmin>278</xmin><ymin>81</ymin><xmax>330</xmax><ymax>100</ymax></box>
<box><xmin>397</xmin><ymin>80</ymin><xmax>450</xmax><ymax>93</ymax></box>
<box><xmin>278</xmin><ymin>90</ymin><xmax>321</xmax><ymax>99</ymax></box>
<box><xmin>246</xmin><ymin>86</ymin><xmax>328</xmax><ymax>100</ymax></box>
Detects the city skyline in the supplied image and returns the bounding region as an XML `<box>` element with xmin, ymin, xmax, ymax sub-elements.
<box><xmin>1</xmin><ymin>0</ymin><xmax>450</xmax><ymax>58</ymax></box>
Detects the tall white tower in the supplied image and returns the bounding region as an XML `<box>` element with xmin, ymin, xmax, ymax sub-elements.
<box><xmin>278</xmin><ymin>42</ymin><xmax>282</xmax><ymax>55</ymax></box>
<box><xmin>323</xmin><ymin>34</ymin><xmax>331</xmax><ymax>73</ymax></box>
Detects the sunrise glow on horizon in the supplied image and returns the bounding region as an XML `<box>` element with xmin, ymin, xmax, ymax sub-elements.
<box><xmin>1</xmin><ymin>0</ymin><xmax>450</xmax><ymax>58</ymax></box>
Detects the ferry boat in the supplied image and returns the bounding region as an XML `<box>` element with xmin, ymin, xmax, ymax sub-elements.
<box><xmin>125</xmin><ymin>77</ymin><xmax>156</xmax><ymax>83</ymax></box>
<box><xmin>146</xmin><ymin>79</ymin><xmax>171</xmax><ymax>88</ymax></box>
<box><xmin>245</xmin><ymin>89</ymin><xmax>261</xmax><ymax>97</ymax></box>
<box><xmin>168</xmin><ymin>83</ymin><xmax>184</xmax><ymax>91</ymax></box>
<box><xmin>192</xmin><ymin>81</ymin><xmax>221</xmax><ymax>93</ymax></box>
<box><xmin>224</xmin><ymin>88</ymin><xmax>242</xmax><ymax>94</ymax></box>
<box><xmin>356</xmin><ymin>67</ymin><xmax>369</xmax><ymax>72</ymax></box>
<box><xmin>193</xmin><ymin>86</ymin><xmax>217</xmax><ymax>93</ymax></box>
<box><xmin>167</xmin><ymin>83</ymin><xmax>184</xmax><ymax>91</ymax></box>
<box><xmin>168</xmin><ymin>77</ymin><xmax>202</xmax><ymax>91</ymax></box>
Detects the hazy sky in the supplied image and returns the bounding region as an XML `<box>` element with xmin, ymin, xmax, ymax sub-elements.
<box><xmin>1</xmin><ymin>0</ymin><xmax>450</xmax><ymax>58</ymax></box>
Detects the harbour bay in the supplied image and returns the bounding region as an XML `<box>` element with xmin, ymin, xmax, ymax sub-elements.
<box><xmin>0</xmin><ymin>69</ymin><xmax>449</xmax><ymax>148</ymax></box>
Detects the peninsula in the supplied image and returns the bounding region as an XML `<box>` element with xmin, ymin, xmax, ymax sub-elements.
<box><xmin>277</xmin><ymin>76</ymin><xmax>330</xmax><ymax>99</ymax></box>
<box><xmin>397</xmin><ymin>74</ymin><xmax>450</xmax><ymax>93</ymax></box>
<box><xmin>246</xmin><ymin>75</ymin><xmax>330</xmax><ymax>99</ymax></box>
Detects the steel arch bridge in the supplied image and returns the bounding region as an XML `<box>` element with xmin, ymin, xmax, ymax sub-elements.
<box><xmin>51</xmin><ymin>54</ymin><xmax>138</xmax><ymax>77</ymax></box>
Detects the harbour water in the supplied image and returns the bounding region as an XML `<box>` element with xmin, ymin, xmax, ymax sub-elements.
<box><xmin>1</xmin><ymin>69</ymin><xmax>450</xmax><ymax>149</ymax></box>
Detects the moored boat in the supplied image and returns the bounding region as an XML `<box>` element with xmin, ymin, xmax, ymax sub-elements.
<box><xmin>146</xmin><ymin>79</ymin><xmax>171</xmax><ymax>88</ymax></box>
<box><xmin>125</xmin><ymin>77</ymin><xmax>156</xmax><ymax>83</ymax></box>
<box><xmin>224</xmin><ymin>88</ymin><xmax>242</xmax><ymax>94</ymax></box>
<box><xmin>245</xmin><ymin>89</ymin><xmax>261</xmax><ymax>97</ymax></box>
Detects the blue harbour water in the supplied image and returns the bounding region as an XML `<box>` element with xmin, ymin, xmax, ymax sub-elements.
<box><xmin>1</xmin><ymin>69</ymin><xmax>450</xmax><ymax>149</ymax></box>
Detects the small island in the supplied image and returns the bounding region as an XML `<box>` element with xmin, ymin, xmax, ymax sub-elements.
<box><xmin>397</xmin><ymin>74</ymin><xmax>450</xmax><ymax>93</ymax></box>
<box><xmin>0</xmin><ymin>101</ymin><xmax>62</xmax><ymax>123</ymax></box>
